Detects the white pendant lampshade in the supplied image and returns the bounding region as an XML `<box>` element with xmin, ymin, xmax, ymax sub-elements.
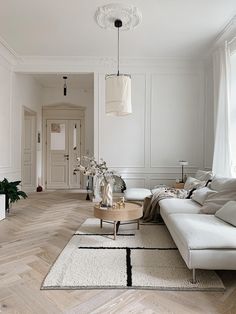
<box><xmin>105</xmin><ymin>74</ymin><xmax>132</xmax><ymax>116</ymax></box>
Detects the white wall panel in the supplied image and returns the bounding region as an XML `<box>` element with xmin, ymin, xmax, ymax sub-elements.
<box><xmin>99</xmin><ymin>74</ymin><xmax>146</xmax><ymax>168</ymax></box>
<box><xmin>96</xmin><ymin>63</ymin><xmax>207</xmax><ymax>189</ymax></box>
<box><xmin>122</xmin><ymin>177</ymin><xmax>146</xmax><ymax>189</ymax></box>
<box><xmin>0</xmin><ymin>60</ymin><xmax>12</xmax><ymax>170</ymax></box>
<box><xmin>13</xmin><ymin>74</ymin><xmax>42</xmax><ymax>185</ymax></box>
<box><xmin>150</xmin><ymin>73</ymin><xmax>203</xmax><ymax>169</ymax></box>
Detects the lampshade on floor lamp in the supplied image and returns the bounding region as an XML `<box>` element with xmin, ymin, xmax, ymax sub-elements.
<box><xmin>179</xmin><ymin>160</ymin><xmax>188</xmax><ymax>183</ymax></box>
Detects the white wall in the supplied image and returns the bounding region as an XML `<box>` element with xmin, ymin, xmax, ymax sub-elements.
<box><xmin>95</xmin><ymin>60</ymin><xmax>213</xmax><ymax>188</ymax></box>
<box><xmin>0</xmin><ymin>54</ymin><xmax>215</xmax><ymax>190</ymax></box>
<box><xmin>0</xmin><ymin>54</ymin><xmax>14</xmax><ymax>180</ymax></box>
<box><xmin>42</xmin><ymin>87</ymin><xmax>94</xmax><ymax>156</ymax></box>
<box><xmin>0</xmin><ymin>47</ymin><xmax>42</xmax><ymax>185</ymax></box>
<box><xmin>13</xmin><ymin>74</ymin><xmax>42</xmax><ymax>186</ymax></box>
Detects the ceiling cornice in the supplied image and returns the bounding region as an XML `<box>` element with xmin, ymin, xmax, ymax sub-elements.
<box><xmin>215</xmin><ymin>15</ymin><xmax>236</xmax><ymax>44</ymax></box>
<box><xmin>205</xmin><ymin>15</ymin><xmax>236</xmax><ymax>58</ymax></box>
<box><xmin>0</xmin><ymin>35</ymin><xmax>20</xmax><ymax>65</ymax></box>
<box><xmin>13</xmin><ymin>55</ymin><xmax>203</xmax><ymax>73</ymax></box>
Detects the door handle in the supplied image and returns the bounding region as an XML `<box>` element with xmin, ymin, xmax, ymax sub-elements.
<box><xmin>64</xmin><ymin>154</ymin><xmax>69</xmax><ymax>160</ymax></box>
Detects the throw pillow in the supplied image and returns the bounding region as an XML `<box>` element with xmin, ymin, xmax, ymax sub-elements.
<box><xmin>184</xmin><ymin>176</ymin><xmax>205</xmax><ymax>191</ymax></box>
<box><xmin>209</xmin><ymin>176</ymin><xmax>236</xmax><ymax>192</ymax></box>
<box><xmin>215</xmin><ymin>201</ymin><xmax>236</xmax><ymax>227</ymax></box>
<box><xmin>191</xmin><ymin>187</ymin><xmax>217</xmax><ymax>205</ymax></box>
<box><xmin>200</xmin><ymin>190</ymin><xmax>236</xmax><ymax>214</ymax></box>
<box><xmin>195</xmin><ymin>170</ymin><xmax>213</xmax><ymax>181</ymax></box>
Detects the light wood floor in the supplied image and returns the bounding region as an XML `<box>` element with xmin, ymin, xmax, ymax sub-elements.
<box><xmin>0</xmin><ymin>191</ymin><xmax>236</xmax><ymax>314</ymax></box>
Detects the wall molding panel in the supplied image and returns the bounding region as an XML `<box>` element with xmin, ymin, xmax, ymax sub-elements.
<box><xmin>95</xmin><ymin>61</ymin><xmax>210</xmax><ymax>189</ymax></box>
<box><xmin>0</xmin><ymin>58</ymin><xmax>13</xmax><ymax>173</ymax></box>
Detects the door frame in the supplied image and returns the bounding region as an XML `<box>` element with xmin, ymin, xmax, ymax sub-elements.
<box><xmin>21</xmin><ymin>107</ymin><xmax>37</xmax><ymax>192</ymax></box>
<box><xmin>42</xmin><ymin>104</ymin><xmax>85</xmax><ymax>190</ymax></box>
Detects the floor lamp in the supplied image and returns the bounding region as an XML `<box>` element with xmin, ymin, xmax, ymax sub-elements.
<box><xmin>179</xmin><ymin>160</ymin><xmax>188</xmax><ymax>183</ymax></box>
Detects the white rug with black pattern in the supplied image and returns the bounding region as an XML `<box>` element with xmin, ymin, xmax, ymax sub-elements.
<box><xmin>41</xmin><ymin>218</ymin><xmax>225</xmax><ymax>291</ymax></box>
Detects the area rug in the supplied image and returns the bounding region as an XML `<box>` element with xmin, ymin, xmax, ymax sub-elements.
<box><xmin>41</xmin><ymin>218</ymin><xmax>225</xmax><ymax>291</ymax></box>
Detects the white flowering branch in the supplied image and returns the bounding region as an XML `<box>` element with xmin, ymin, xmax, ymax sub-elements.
<box><xmin>74</xmin><ymin>156</ymin><xmax>114</xmax><ymax>184</ymax></box>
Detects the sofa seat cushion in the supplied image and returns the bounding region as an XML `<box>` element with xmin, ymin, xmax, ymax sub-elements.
<box><xmin>159</xmin><ymin>199</ymin><xmax>201</xmax><ymax>219</ymax></box>
<box><xmin>124</xmin><ymin>188</ymin><xmax>152</xmax><ymax>201</ymax></box>
<box><xmin>168</xmin><ymin>214</ymin><xmax>236</xmax><ymax>250</ymax></box>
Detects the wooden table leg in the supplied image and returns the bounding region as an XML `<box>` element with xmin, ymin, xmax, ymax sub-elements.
<box><xmin>114</xmin><ymin>221</ymin><xmax>117</xmax><ymax>240</ymax></box>
<box><xmin>100</xmin><ymin>219</ymin><xmax>103</xmax><ymax>228</ymax></box>
<box><xmin>137</xmin><ymin>219</ymin><xmax>140</xmax><ymax>230</ymax></box>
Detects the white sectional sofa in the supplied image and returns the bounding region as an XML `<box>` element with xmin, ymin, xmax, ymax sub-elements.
<box><xmin>159</xmin><ymin>177</ymin><xmax>236</xmax><ymax>283</ymax></box>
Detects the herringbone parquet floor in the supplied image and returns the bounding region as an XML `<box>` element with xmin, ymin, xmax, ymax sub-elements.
<box><xmin>0</xmin><ymin>191</ymin><xmax>236</xmax><ymax>314</ymax></box>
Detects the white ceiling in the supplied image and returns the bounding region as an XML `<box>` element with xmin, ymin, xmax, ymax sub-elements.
<box><xmin>32</xmin><ymin>73</ymin><xmax>94</xmax><ymax>89</ymax></box>
<box><xmin>0</xmin><ymin>0</ymin><xmax>235</xmax><ymax>58</ymax></box>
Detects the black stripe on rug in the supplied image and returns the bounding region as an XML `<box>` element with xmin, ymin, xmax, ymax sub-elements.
<box><xmin>77</xmin><ymin>247</ymin><xmax>177</xmax><ymax>250</ymax></box>
<box><xmin>126</xmin><ymin>248</ymin><xmax>132</xmax><ymax>287</ymax></box>
<box><xmin>74</xmin><ymin>233</ymin><xmax>135</xmax><ymax>236</ymax></box>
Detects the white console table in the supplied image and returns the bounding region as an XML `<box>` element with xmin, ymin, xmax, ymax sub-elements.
<box><xmin>0</xmin><ymin>194</ymin><xmax>6</xmax><ymax>220</ymax></box>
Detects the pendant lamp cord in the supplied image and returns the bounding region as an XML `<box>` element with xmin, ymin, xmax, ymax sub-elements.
<box><xmin>117</xmin><ymin>25</ymin><xmax>120</xmax><ymax>76</ymax></box>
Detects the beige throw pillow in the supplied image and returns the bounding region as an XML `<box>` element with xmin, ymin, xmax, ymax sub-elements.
<box><xmin>200</xmin><ymin>190</ymin><xmax>236</xmax><ymax>214</ymax></box>
<box><xmin>191</xmin><ymin>187</ymin><xmax>217</xmax><ymax>205</ymax></box>
<box><xmin>195</xmin><ymin>170</ymin><xmax>213</xmax><ymax>181</ymax></box>
<box><xmin>184</xmin><ymin>176</ymin><xmax>205</xmax><ymax>191</ymax></box>
<box><xmin>215</xmin><ymin>201</ymin><xmax>236</xmax><ymax>226</ymax></box>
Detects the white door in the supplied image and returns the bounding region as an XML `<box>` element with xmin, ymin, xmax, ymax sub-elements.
<box><xmin>22</xmin><ymin>114</ymin><xmax>36</xmax><ymax>190</ymax></box>
<box><xmin>69</xmin><ymin>120</ymin><xmax>81</xmax><ymax>188</ymax></box>
<box><xmin>46</xmin><ymin>119</ymin><xmax>81</xmax><ymax>189</ymax></box>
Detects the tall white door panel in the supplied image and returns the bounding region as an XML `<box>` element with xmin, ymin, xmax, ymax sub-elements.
<box><xmin>22</xmin><ymin>115</ymin><xmax>36</xmax><ymax>189</ymax></box>
<box><xmin>46</xmin><ymin>119</ymin><xmax>81</xmax><ymax>189</ymax></box>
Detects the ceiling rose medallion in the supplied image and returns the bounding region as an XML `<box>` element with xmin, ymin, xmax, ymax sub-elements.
<box><xmin>95</xmin><ymin>3</ymin><xmax>142</xmax><ymax>30</ymax></box>
<box><xmin>95</xmin><ymin>3</ymin><xmax>142</xmax><ymax>116</ymax></box>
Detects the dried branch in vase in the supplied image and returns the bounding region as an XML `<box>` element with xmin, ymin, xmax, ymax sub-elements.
<box><xmin>74</xmin><ymin>156</ymin><xmax>115</xmax><ymax>184</ymax></box>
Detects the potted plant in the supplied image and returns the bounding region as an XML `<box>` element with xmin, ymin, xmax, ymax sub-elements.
<box><xmin>0</xmin><ymin>178</ymin><xmax>27</xmax><ymax>212</ymax></box>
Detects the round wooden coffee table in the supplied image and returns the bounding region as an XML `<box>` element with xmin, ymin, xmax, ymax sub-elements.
<box><xmin>94</xmin><ymin>202</ymin><xmax>143</xmax><ymax>240</ymax></box>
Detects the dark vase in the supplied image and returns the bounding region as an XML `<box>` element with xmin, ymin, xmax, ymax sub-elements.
<box><xmin>5</xmin><ymin>194</ymin><xmax>9</xmax><ymax>212</ymax></box>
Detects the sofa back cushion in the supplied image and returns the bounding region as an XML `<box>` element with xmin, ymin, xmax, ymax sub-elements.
<box><xmin>210</xmin><ymin>176</ymin><xmax>236</xmax><ymax>192</ymax></box>
<box><xmin>124</xmin><ymin>188</ymin><xmax>152</xmax><ymax>201</ymax></box>
<box><xmin>191</xmin><ymin>187</ymin><xmax>217</xmax><ymax>205</ymax></box>
<box><xmin>200</xmin><ymin>190</ymin><xmax>236</xmax><ymax>214</ymax></box>
<box><xmin>184</xmin><ymin>177</ymin><xmax>205</xmax><ymax>191</ymax></box>
<box><xmin>215</xmin><ymin>201</ymin><xmax>236</xmax><ymax>227</ymax></box>
<box><xmin>195</xmin><ymin>170</ymin><xmax>213</xmax><ymax>181</ymax></box>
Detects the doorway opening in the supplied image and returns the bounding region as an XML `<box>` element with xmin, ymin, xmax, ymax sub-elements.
<box><xmin>43</xmin><ymin>104</ymin><xmax>85</xmax><ymax>189</ymax></box>
<box><xmin>22</xmin><ymin>108</ymin><xmax>37</xmax><ymax>191</ymax></box>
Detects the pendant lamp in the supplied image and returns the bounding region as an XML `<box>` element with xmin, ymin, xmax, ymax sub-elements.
<box><xmin>63</xmin><ymin>76</ymin><xmax>67</xmax><ymax>96</ymax></box>
<box><xmin>105</xmin><ymin>19</ymin><xmax>132</xmax><ymax>116</ymax></box>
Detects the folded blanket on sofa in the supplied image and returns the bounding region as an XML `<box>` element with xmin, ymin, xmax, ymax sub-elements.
<box><xmin>143</xmin><ymin>187</ymin><xmax>187</xmax><ymax>222</ymax></box>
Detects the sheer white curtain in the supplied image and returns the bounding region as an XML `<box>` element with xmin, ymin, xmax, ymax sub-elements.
<box><xmin>229</xmin><ymin>38</ymin><xmax>236</xmax><ymax>177</ymax></box>
<box><xmin>212</xmin><ymin>42</ymin><xmax>233</xmax><ymax>177</ymax></box>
